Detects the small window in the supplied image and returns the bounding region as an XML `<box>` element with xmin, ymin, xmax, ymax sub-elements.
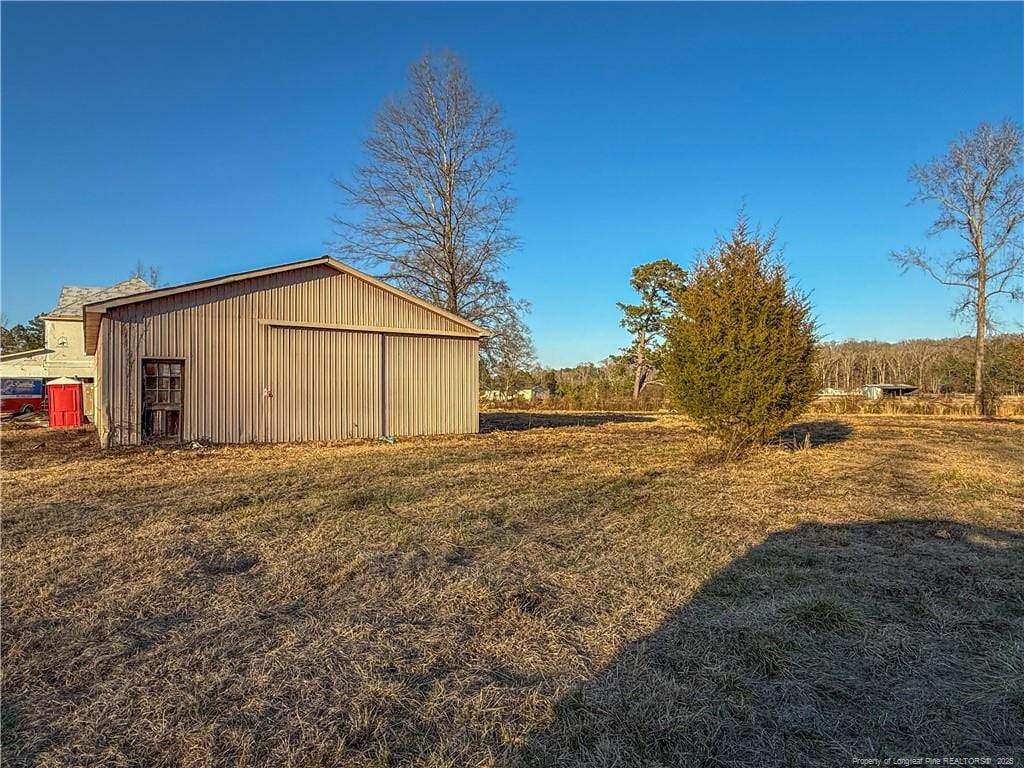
<box><xmin>142</xmin><ymin>359</ymin><xmax>184</xmax><ymax>441</ymax></box>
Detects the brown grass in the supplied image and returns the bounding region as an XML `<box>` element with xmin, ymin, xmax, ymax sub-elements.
<box><xmin>2</xmin><ymin>414</ymin><xmax>1022</xmax><ymax>766</ymax></box>
<box><xmin>807</xmin><ymin>393</ymin><xmax>1024</xmax><ymax>418</ymax></box>
<box><xmin>483</xmin><ymin>393</ymin><xmax>1024</xmax><ymax>417</ymax></box>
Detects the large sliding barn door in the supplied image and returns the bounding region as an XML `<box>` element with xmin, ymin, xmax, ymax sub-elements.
<box><xmin>262</xmin><ymin>326</ymin><xmax>381</xmax><ymax>442</ymax></box>
<box><xmin>384</xmin><ymin>335</ymin><xmax>479</xmax><ymax>436</ymax></box>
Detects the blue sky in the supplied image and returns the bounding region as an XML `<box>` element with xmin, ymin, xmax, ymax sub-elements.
<box><xmin>2</xmin><ymin>2</ymin><xmax>1022</xmax><ymax>367</ymax></box>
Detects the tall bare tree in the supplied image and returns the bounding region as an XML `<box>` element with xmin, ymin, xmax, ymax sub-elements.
<box><xmin>488</xmin><ymin>313</ymin><xmax>536</xmax><ymax>397</ymax></box>
<box><xmin>893</xmin><ymin>120</ymin><xmax>1024</xmax><ymax>415</ymax></box>
<box><xmin>332</xmin><ymin>50</ymin><xmax>529</xmax><ymax>358</ymax></box>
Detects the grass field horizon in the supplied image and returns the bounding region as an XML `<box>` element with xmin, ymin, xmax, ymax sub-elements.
<box><xmin>3</xmin><ymin>413</ymin><xmax>1022</xmax><ymax>766</ymax></box>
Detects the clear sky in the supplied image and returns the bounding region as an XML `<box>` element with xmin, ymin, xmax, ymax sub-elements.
<box><xmin>2</xmin><ymin>2</ymin><xmax>1022</xmax><ymax>367</ymax></box>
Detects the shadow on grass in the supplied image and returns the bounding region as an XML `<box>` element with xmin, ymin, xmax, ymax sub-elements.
<box><xmin>777</xmin><ymin>419</ymin><xmax>854</xmax><ymax>448</ymax></box>
<box><xmin>480</xmin><ymin>412</ymin><xmax>656</xmax><ymax>432</ymax></box>
<box><xmin>515</xmin><ymin>520</ymin><xmax>1024</xmax><ymax>766</ymax></box>
<box><xmin>0</xmin><ymin>426</ymin><xmax>99</xmax><ymax>471</ymax></box>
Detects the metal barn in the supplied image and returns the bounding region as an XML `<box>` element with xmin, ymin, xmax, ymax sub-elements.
<box><xmin>82</xmin><ymin>257</ymin><xmax>487</xmax><ymax>447</ymax></box>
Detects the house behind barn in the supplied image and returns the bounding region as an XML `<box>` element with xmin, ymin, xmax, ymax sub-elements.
<box><xmin>82</xmin><ymin>256</ymin><xmax>487</xmax><ymax>446</ymax></box>
<box><xmin>0</xmin><ymin>276</ymin><xmax>151</xmax><ymax>419</ymax></box>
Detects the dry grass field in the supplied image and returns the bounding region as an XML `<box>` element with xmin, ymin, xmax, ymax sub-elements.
<box><xmin>2</xmin><ymin>413</ymin><xmax>1023</xmax><ymax>767</ymax></box>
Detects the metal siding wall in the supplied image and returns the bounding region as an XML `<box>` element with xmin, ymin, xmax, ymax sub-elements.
<box><xmin>99</xmin><ymin>265</ymin><xmax>479</xmax><ymax>445</ymax></box>
<box><xmin>385</xmin><ymin>335</ymin><xmax>479</xmax><ymax>437</ymax></box>
<box><xmin>263</xmin><ymin>327</ymin><xmax>380</xmax><ymax>441</ymax></box>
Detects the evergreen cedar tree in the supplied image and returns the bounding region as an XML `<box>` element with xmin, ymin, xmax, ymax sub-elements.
<box><xmin>664</xmin><ymin>219</ymin><xmax>818</xmax><ymax>452</ymax></box>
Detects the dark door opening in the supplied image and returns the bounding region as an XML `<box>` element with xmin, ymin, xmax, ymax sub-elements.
<box><xmin>142</xmin><ymin>360</ymin><xmax>183</xmax><ymax>441</ymax></box>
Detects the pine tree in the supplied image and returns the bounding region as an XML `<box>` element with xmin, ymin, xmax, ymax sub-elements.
<box><xmin>617</xmin><ymin>259</ymin><xmax>687</xmax><ymax>401</ymax></box>
<box><xmin>0</xmin><ymin>314</ymin><xmax>45</xmax><ymax>354</ymax></box>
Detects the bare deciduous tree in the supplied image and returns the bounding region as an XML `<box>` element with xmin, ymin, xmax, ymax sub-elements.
<box><xmin>131</xmin><ymin>261</ymin><xmax>162</xmax><ymax>288</ymax></box>
<box><xmin>893</xmin><ymin>120</ymin><xmax>1024</xmax><ymax>415</ymax></box>
<box><xmin>488</xmin><ymin>313</ymin><xmax>536</xmax><ymax>397</ymax></box>
<box><xmin>332</xmin><ymin>50</ymin><xmax>529</xmax><ymax>358</ymax></box>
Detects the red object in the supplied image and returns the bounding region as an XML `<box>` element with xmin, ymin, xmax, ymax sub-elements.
<box><xmin>2</xmin><ymin>395</ymin><xmax>44</xmax><ymax>414</ymax></box>
<box><xmin>47</xmin><ymin>379</ymin><xmax>84</xmax><ymax>428</ymax></box>
<box><xmin>2</xmin><ymin>377</ymin><xmax>45</xmax><ymax>414</ymax></box>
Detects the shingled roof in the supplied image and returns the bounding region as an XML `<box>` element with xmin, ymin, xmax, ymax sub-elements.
<box><xmin>46</xmin><ymin>276</ymin><xmax>153</xmax><ymax>318</ymax></box>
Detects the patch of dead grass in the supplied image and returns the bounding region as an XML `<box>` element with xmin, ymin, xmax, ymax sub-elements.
<box><xmin>2</xmin><ymin>414</ymin><xmax>1022</xmax><ymax>766</ymax></box>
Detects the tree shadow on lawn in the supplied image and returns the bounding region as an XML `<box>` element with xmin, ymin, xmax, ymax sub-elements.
<box><xmin>776</xmin><ymin>419</ymin><xmax>854</xmax><ymax>448</ymax></box>
<box><xmin>480</xmin><ymin>412</ymin><xmax>657</xmax><ymax>432</ymax></box>
<box><xmin>514</xmin><ymin>520</ymin><xmax>1024</xmax><ymax>766</ymax></box>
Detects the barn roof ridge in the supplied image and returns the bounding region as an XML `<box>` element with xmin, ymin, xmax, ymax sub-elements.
<box><xmin>81</xmin><ymin>255</ymin><xmax>488</xmax><ymax>339</ymax></box>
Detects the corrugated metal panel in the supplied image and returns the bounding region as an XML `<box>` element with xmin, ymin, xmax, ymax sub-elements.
<box><xmin>385</xmin><ymin>335</ymin><xmax>479</xmax><ymax>437</ymax></box>
<box><xmin>263</xmin><ymin>327</ymin><xmax>380</xmax><ymax>441</ymax></box>
<box><xmin>97</xmin><ymin>264</ymin><xmax>480</xmax><ymax>445</ymax></box>
<box><xmin>81</xmin><ymin>257</ymin><xmax>486</xmax><ymax>354</ymax></box>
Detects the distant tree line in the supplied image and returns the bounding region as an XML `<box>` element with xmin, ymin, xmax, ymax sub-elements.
<box><xmin>496</xmin><ymin>332</ymin><xmax>1024</xmax><ymax>411</ymax></box>
<box><xmin>528</xmin><ymin>357</ymin><xmax>640</xmax><ymax>410</ymax></box>
<box><xmin>0</xmin><ymin>315</ymin><xmax>45</xmax><ymax>355</ymax></box>
<box><xmin>815</xmin><ymin>335</ymin><xmax>1024</xmax><ymax>395</ymax></box>
<box><xmin>515</xmin><ymin>120</ymin><xmax>1024</xmax><ymax>422</ymax></box>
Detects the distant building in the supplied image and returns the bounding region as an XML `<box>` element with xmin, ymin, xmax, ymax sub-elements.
<box><xmin>863</xmin><ymin>384</ymin><xmax>918</xmax><ymax>400</ymax></box>
<box><xmin>817</xmin><ymin>387</ymin><xmax>848</xmax><ymax>397</ymax></box>
<box><xmin>0</xmin><ymin>348</ymin><xmax>47</xmax><ymax>379</ymax></box>
<box><xmin>481</xmin><ymin>385</ymin><xmax>551</xmax><ymax>403</ymax></box>
<box><xmin>518</xmin><ymin>385</ymin><xmax>551</xmax><ymax>402</ymax></box>
<box><xmin>0</xmin><ymin>276</ymin><xmax>152</xmax><ymax>418</ymax></box>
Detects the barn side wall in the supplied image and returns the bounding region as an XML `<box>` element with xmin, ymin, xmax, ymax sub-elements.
<box><xmin>96</xmin><ymin>265</ymin><xmax>480</xmax><ymax>446</ymax></box>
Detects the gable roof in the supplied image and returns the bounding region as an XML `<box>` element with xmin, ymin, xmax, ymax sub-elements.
<box><xmin>82</xmin><ymin>256</ymin><xmax>488</xmax><ymax>354</ymax></box>
<box><xmin>45</xmin><ymin>276</ymin><xmax>153</xmax><ymax>319</ymax></box>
